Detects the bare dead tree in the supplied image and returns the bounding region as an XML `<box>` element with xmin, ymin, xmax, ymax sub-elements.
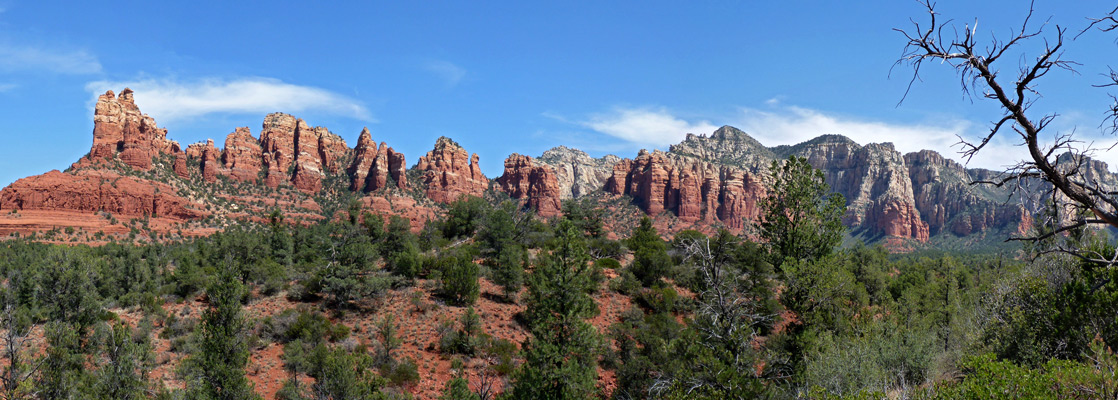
<box><xmin>0</xmin><ymin>304</ymin><xmax>39</xmax><ymax>400</ymax></box>
<box><xmin>895</xmin><ymin>1</ymin><xmax>1118</xmax><ymax>266</ymax></box>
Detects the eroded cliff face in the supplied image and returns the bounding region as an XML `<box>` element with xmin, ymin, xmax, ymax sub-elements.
<box><xmin>904</xmin><ymin>150</ymin><xmax>1031</xmax><ymax>236</ymax></box>
<box><xmin>347</xmin><ymin>128</ymin><xmax>407</xmax><ymax>193</ymax></box>
<box><xmin>0</xmin><ymin>170</ymin><xmax>203</xmax><ymax>220</ymax></box>
<box><xmin>86</xmin><ymin>89</ymin><xmax>177</xmax><ymax>170</ymax></box>
<box><xmin>605</xmin><ymin>150</ymin><xmax>765</xmax><ymax>230</ymax></box>
<box><xmin>496</xmin><ymin>154</ymin><xmax>562</xmax><ymax>217</ymax></box>
<box><xmin>536</xmin><ymin>146</ymin><xmax>620</xmax><ymax>199</ymax></box>
<box><xmin>222</xmin><ymin>127</ymin><xmax>262</xmax><ymax>182</ymax></box>
<box><xmin>417</xmin><ymin>137</ymin><xmax>488</xmax><ymax>204</ymax></box>
<box><xmin>776</xmin><ymin>136</ymin><xmax>930</xmax><ymax>241</ymax></box>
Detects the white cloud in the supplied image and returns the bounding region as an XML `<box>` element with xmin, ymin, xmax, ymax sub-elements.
<box><xmin>424</xmin><ymin>60</ymin><xmax>466</xmax><ymax>87</ymax></box>
<box><xmin>580</xmin><ymin>107</ymin><xmax>719</xmax><ymax>148</ymax></box>
<box><xmin>573</xmin><ymin>104</ymin><xmax>1059</xmax><ymax>171</ymax></box>
<box><xmin>0</xmin><ymin>83</ymin><xmax>16</xmax><ymax>92</ymax></box>
<box><xmin>84</xmin><ymin>77</ymin><xmax>373</xmax><ymax>123</ymax></box>
<box><xmin>0</xmin><ymin>43</ymin><xmax>101</xmax><ymax>74</ymax></box>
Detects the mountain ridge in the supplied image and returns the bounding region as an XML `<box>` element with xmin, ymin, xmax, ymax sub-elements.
<box><xmin>0</xmin><ymin>88</ymin><xmax>1088</xmax><ymax>249</ymax></box>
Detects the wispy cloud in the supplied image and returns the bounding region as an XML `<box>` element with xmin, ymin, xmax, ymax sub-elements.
<box><xmin>569</xmin><ymin>104</ymin><xmax>1053</xmax><ymax>171</ymax></box>
<box><xmin>84</xmin><ymin>77</ymin><xmax>373</xmax><ymax>123</ymax></box>
<box><xmin>424</xmin><ymin>60</ymin><xmax>466</xmax><ymax>87</ymax></box>
<box><xmin>735</xmin><ymin>105</ymin><xmax>974</xmax><ymax>159</ymax></box>
<box><xmin>0</xmin><ymin>83</ymin><xmax>16</xmax><ymax>92</ymax></box>
<box><xmin>576</xmin><ymin>107</ymin><xmax>718</xmax><ymax>149</ymax></box>
<box><xmin>0</xmin><ymin>42</ymin><xmax>101</xmax><ymax>74</ymax></box>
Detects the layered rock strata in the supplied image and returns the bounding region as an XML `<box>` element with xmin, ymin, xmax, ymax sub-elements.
<box><xmin>496</xmin><ymin>154</ymin><xmax>562</xmax><ymax>217</ymax></box>
<box><xmin>605</xmin><ymin>150</ymin><xmax>765</xmax><ymax>230</ymax></box>
<box><xmin>347</xmin><ymin>128</ymin><xmax>407</xmax><ymax>192</ymax></box>
<box><xmin>417</xmin><ymin>137</ymin><xmax>488</xmax><ymax>204</ymax></box>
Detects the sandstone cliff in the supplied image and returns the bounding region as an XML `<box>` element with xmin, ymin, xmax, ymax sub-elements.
<box><xmin>605</xmin><ymin>149</ymin><xmax>765</xmax><ymax>230</ymax></box>
<box><xmin>86</xmin><ymin>89</ymin><xmax>177</xmax><ymax>170</ymax></box>
<box><xmin>347</xmin><ymin>128</ymin><xmax>407</xmax><ymax>193</ymax></box>
<box><xmin>496</xmin><ymin>154</ymin><xmax>562</xmax><ymax>217</ymax></box>
<box><xmin>417</xmin><ymin>137</ymin><xmax>488</xmax><ymax>204</ymax></box>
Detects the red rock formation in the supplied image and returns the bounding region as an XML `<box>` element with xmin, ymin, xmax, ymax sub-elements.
<box><xmin>199</xmin><ymin>140</ymin><xmax>221</xmax><ymax>183</ymax></box>
<box><xmin>260</xmin><ymin>113</ymin><xmax>297</xmax><ymax>187</ymax></box>
<box><xmin>256</xmin><ymin>113</ymin><xmax>346</xmax><ymax>192</ymax></box>
<box><xmin>222</xmin><ymin>127</ymin><xmax>262</xmax><ymax>182</ymax></box>
<box><xmin>788</xmin><ymin>138</ymin><xmax>930</xmax><ymax>241</ymax></box>
<box><xmin>606</xmin><ymin>150</ymin><xmax>764</xmax><ymax>230</ymax></box>
<box><xmin>0</xmin><ymin>170</ymin><xmax>203</xmax><ymax>219</ymax></box>
<box><xmin>496</xmin><ymin>154</ymin><xmax>562</xmax><ymax>217</ymax></box>
<box><xmin>317</xmin><ymin>127</ymin><xmax>348</xmax><ymax>174</ymax></box>
<box><xmin>348</xmin><ymin>128</ymin><xmax>378</xmax><ymax>191</ymax></box>
<box><xmin>173</xmin><ymin>153</ymin><xmax>189</xmax><ymax>179</ymax></box>
<box><xmin>388</xmin><ymin>148</ymin><xmax>407</xmax><ymax>189</ymax></box>
<box><xmin>904</xmin><ymin>150</ymin><xmax>1028</xmax><ymax>237</ymax></box>
<box><xmin>369</xmin><ymin>144</ymin><xmax>391</xmax><ymax>191</ymax></box>
<box><xmin>86</xmin><ymin>88</ymin><xmax>175</xmax><ymax>170</ymax></box>
<box><xmin>349</xmin><ymin>134</ymin><xmax>407</xmax><ymax>193</ymax></box>
<box><xmin>417</xmin><ymin>137</ymin><xmax>488</xmax><ymax>203</ymax></box>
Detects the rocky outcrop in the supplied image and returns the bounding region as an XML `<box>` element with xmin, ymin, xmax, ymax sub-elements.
<box><xmin>87</xmin><ymin>89</ymin><xmax>176</xmax><ymax>170</ymax></box>
<box><xmin>0</xmin><ymin>170</ymin><xmax>203</xmax><ymax>219</ymax></box>
<box><xmin>347</xmin><ymin>129</ymin><xmax>407</xmax><ymax>193</ymax></box>
<box><xmin>199</xmin><ymin>140</ymin><xmax>221</xmax><ymax>183</ymax></box>
<box><xmin>496</xmin><ymin>154</ymin><xmax>562</xmax><ymax>217</ymax></box>
<box><xmin>348</xmin><ymin>128</ymin><xmax>378</xmax><ymax>191</ymax></box>
<box><xmin>260</xmin><ymin>113</ymin><xmax>298</xmax><ymax>187</ymax></box>
<box><xmin>256</xmin><ymin>113</ymin><xmax>348</xmax><ymax>192</ymax></box>
<box><xmin>905</xmin><ymin>150</ymin><xmax>1029</xmax><ymax>236</ymax></box>
<box><xmin>317</xmin><ymin>128</ymin><xmax>348</xmax><ymax>174</ymax></box>
<box><xmin>669</xmin><ymin>125</ymin><xmax>774</xmax><ymax>171</ymax></box>
<box><xmin>606</xmin><ymin>150</ymin><xmax>765</xmax><ymax>230</ymax></box>
<box><xmin>388</xmin><ymin>148</ymin><xmax>408</xmax><ymax>189</ymax></box>
<box><xmin>173</xmin><ymin>153</ymin><xmax>189</xmax><ymax>179</ymax></box>
<box><xmin>536</xmin><ymin>146</ymin><xmax>620</xmax><ymax>199</ymax></box>
<box><xmin>222</xmin><ymin>127</ymin><xmax>262</xmax><ymax>182</ymax></box>
<box><xmin>778</xmin><ymin>136</ymin><xmax>930</xmax><ymax>241</ymax></box>
<box><xmin>417</xmin><ymin>137</ymin><xmax>488</xmax><ymax>204</ymax></box>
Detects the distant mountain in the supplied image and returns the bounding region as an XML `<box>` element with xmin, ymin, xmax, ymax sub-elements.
<box><xmin>3</xmin><ymin>88</ymin><xmax>1101</xmax><ymax>249</ymax></box>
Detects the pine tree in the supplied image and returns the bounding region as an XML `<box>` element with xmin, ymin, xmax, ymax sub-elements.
<box><xmin>183</xmin><ymin>271</ymin><xmax>259</xmax><ymax>400</ymax></box>
<box><xmin>509</xmin><ymin>219</ymin><xmax>601</xmax><ymax>399</ymax></box>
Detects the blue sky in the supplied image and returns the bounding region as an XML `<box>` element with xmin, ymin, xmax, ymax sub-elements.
<box><xmin>1</xmin><ymin>1</ymin><xmax>1116</xmax><ymax>187</ymax></box>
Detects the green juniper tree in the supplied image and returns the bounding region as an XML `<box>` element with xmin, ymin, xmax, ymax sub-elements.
<box><xmin>759</xmin><ymin>156</ymin><xmax>845</xmax><ymax>265</ymax></box>
<box><xmin>509</xmin><ymin>219</ymin><xmax>602</xmax><ymax>400</ymax></box>
<box><xmin>182</xmin><ymin>270</ymin><xmax>259</xmax><ymax>400</ymax></box>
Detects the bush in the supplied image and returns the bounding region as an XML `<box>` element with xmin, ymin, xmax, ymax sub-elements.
<box><xmin>439</xmin><ymin>253</ymin><xmax>480</xmax><ymax>306</ymax></box>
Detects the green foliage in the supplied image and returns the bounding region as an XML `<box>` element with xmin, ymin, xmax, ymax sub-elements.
<box><xmin>803</xmin><ymin>318</ymin><xmax>936</xmax><ymax>396</ymax></box>
<box><xmin>923</xmin><ymin>348</ymin><xmax>1118</xmax><ymax>399</ymax></box>
<box><xmin>281</xmin><ymin>342</ymin><xmax>388</xmax><ymax>400</ymax></box>
<box><xmin>383</xmin><ymin>215</ymin><xmax>421</xmax><ymax>278</ymax></box>
<box><xmin>438</xmin><ymin>251</ymin><xmax>480</xmax><ymax>306</ymax></box>
<box><xmin>561</xmin><ymin>197</ymin><xmax>605</xmax><ymax>238</ymax></box>
<box><xmin>626</xmin><ymin>217</ymin><xmax>671</xmax><ymax>287</ymax></box>
<box><xmin>509</xmin><ymin>219</ymin><xmax>602</xmax><ymax>400</ymax></box>
<box><xmin>759</xmin><ymin>156</ymin><xmax>845</xmax><ymax>265</ymax></box>
<box><xmin>36</xmin><ymin>321</ymin><xmax>91</xmax><ymax>399</ymax></box>
<box><xmin>653</xmin><ymin>229</ymin><xmax>781</xmax><ymax>398</ymax></box>
<box><xmin>442</xmin><ymin>195</ymin><xmax>490</xmax><ymax>239</ymax></box>
<box><xmin>440</xmin><ymin>307</ymin><xmax>488</xmax><ymax>356</ymax></box>
<box><xmin>440</xmin><ymin>373</ymin><xmax>479</xmax><ymax>400</ymax></box>
<box><xmin>181</xmin><ymin>272</ymin><xmax>259</xmax><ymax>400</ymax></box>
<box><xmin>91</xmin><ymin>322</ymin><xmax>154</xmax><ymax>400</ymax></box>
